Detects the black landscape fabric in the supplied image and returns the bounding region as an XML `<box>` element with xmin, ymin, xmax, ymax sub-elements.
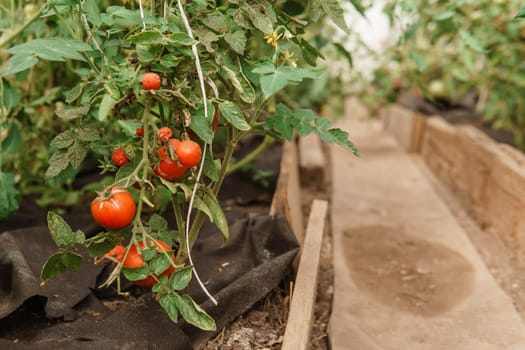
<box><xmin>0</xmin><ymin>212</ymin><xmax>299</xmax><ymax>350</ymax></box>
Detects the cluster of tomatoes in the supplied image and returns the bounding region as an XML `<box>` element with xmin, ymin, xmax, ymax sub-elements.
<box><xmin>89</xmin><ymin>72</ymin><xmax>203</xmax><ymax>286</ymax></box>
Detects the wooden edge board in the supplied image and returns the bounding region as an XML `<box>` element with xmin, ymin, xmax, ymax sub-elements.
<box><xmin>282</xmin><ymin>199</ymin><xmax>328</xmax><ymax>350</ymax></box>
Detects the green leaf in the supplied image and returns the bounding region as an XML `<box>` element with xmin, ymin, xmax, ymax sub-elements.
<box><xmin>170</xmin><ymin>266</ymin><xmax>193</xmax><ymax>291</ymax></box>
<box><xmin>128</xmin><ymin>30</ymin><xmax>163</xmax><ymax>44</ymax></box>
<box><xmin>84</xmin><ymin>0</ymin><xmax>102</xmax><ymax>26</ymax></box>
<box><xmin>1</xmin><ymin>82</ymin><xmax>21</xmax><ymax>110</ymax></box>
<box><xmin>86</xmin><ymin>233</ymin><xmax>120</xmax><ymax>257</ymax></box>
<box><xmin>159</xmin><ymin>293</ymin><xmax>179</xmax><ymax>323</ymax></box>
<box><xmin>7</xmin><ymin>38</ymin><xmax>92</xmax><ymax>61</ymax></box>
<box><xmin>318</xmin><ymin>0</ymin><xmax>349</xmax><ymax>34</ymax></box>
<box><xmin>203</xmin><ymin>151</ymin><xmax>219</xmax><ymax>182</ymax></box>
<box><xmin>194</xmin><ymin>27</ymin><xmax>220</xmax><ymax>53</ymax></box>
<box><xmin>47</xmin><ymin>212</ymin><xmax>85</xmax><ymax>248</ymax></box>
<box><xmin>149</xmin><ymin>214</ymin><xmax>168</xmax><ymax>232</ymax></box>
<box><xmin>2</xmin><ymin>123</ymin><xmax>22</xmax><ymax>156</ymax></box>
<box><xmin>46</xmin><ymin>151</ymin><xmax>71</xmax><ymax>178</ymax></box>
<box><xmin>69</xmin><ymin>141</ymin><xmax>88</xmax><ymax>169</ymax></box>
<box><xmin>409</xmin><ymin>50</ymin><xmax>427</xmax><ymax>71</ymax></box>
<box><xmin>2</xmin><ymin>55</ymin><xmax>39</xmax><ymax>76</ymax></box>
<box><xmin>168</xmin><ymin>32</ymin><xmax>196</xmax><ymax>46</ymax></box>
<box><xmin>265</xmin><ymin>104</ymin><xmax>295</xmax><ymax>141</ymax></box>
<box><xmin>201</xmin><ymin>12</ymin><xmax>231</xmax><ymax>33</ymax></box>
<box><xmin>254</xmin><ymin>64</ymin><xmax>322</xmax><ymax>100</ymax></box>
<box><xmin>0</xmin><ymin>172</ymin><xmax>19</xmax><ymax>220</ymax></box>
<box><xmin>97</xmin><ymin>93</ymin><xmax>116</xmax><ymax>122</ymax></box>
<box><xmin>50</xmin><ymin>130</ymin><xmax>75</xmax><ymax>149</ymax></box>
<box><xmin>41</xmin><ymin>251</ymin><xmax>82</xmax><ymax>281</ymax></box>
<box><xmin>77</xmin><ymin>127</ymin><xmax>100</xmax><ymax>142</ymax></box>
<box><xmin>218</xmin><ymin>101</ymin><xmax>250</xmax><ymax>131</ymax></box>
<box><xmin>459</xmin><ymin>30</ymin><xmax>485</xmax><ymax>53</ymax></box>
<box><xmin>224</xmin><ymin>30</ymin><xmax>246</xmax><ymax>55</ymax></box>
<box><xmin>244</xmin><ymin>3</ymin><xmax>275</xmax><ymax>34</ymax></box>
<box><xmin>199</xmin><ymin>187</ymin><xmax>229</xmax><ymax>242</ymax></box>
<box><xmin>56</xmin><ymin>105</ymin><xmax>90</xmax><ymax>120</ymax></box>
<box><xmin>175</xmin><ymin>294</ymin><xmax>216</xmax><ymax>331</ymax></box>
<box><xmin>150</xmin><ymin>254</ymin><xmax>172</xmax><ymax>275</ymax></box>
<box><xmin>218</xmin><ymin>54</ymin><xmax>256</xmax><ymax>103</ymax></box>
<box><xmin>516</xmin><ymin>6</ymin><xmax>525</xmax><ymax>18</ymax></box>
<box><xmin>189</xmin><ymin>108</ymin><xmax>214</xmax><ymax>143</ymax></box>
<box><xmin>116</xmin><ymin>120</ymin><xmax>142</xmax><ymax>137</ymax></box>
<box><xmin>122</xmin><ymin>266</ymin><xmax>150</xmax><ymax>281</ymax></box>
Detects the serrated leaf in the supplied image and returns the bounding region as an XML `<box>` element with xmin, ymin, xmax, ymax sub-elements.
<box><xmin>159</xmin><ymin>293</ymin><xmax>179</xmax><ymax>323</ymax></box>
<box><xmin>149</xmin><ymin>214</ymin><xmax>168</xmax><ymax>232</ymax></box>
<box><xmin>77</xmin><ymin>128</ymin><xmax>100</xmax><ymax>142</ymax></box>
<box><xmin>41</xmin><ymin>251</ymin><xmax>82</xmax><ymax>281</ymax></box>
<box><xmin>7</xmin><ymin>38</ymin><xmax>92</xmax><ymax>61</ymax></box>
<box><xmin>189</xmin><ymin>108</ymin><xmax>214</xmax><ymax>143</ymax></box>
<box><xmin>69</xmin><ymin>141</ymin><xmax>88</xmax><ymax>169</ymax></box>
<box><xmin>244</xmin><ymin>3</ymin><xmax>274</xmax><ymax>34</ymax></box>
<box><xmin>318</xmin><ymin>0</ymin><xmax>349</xmax><ymax>34</ymax></box>
<box><xmin>150</xmin><ymin>254</ymin><xmax>172</xmax><ymax>275</ymax></box>
<box><xmin>0</xmin><ymin>172</ymin><xmax>19</xmax><ymax>220</ymax></box>
<box><xmin>218</xmin><ymin>101</ymin><xmax>250</xmax><ymax>131</ymax></box>
<box><xmin>255</xmin><ymin>64</ymin><xmax>322</xmax><ymax>100</ymax></box>
<box><xmin>194</xmin><ymin>27</ymin><xmax>220</xmax><ymax>53</ymax></box>
<box><xmin>50</xmin><ymin>130</ymin><xmax>75</xmax><ymax>149</ymax></box>
<box><xmin>46</xmin><ymin>151</ymin><xmax>71</xmax><ymax>178</ymax></box>
<box><xmin>122</xmin><ymin>266</ymin><xmax>150</xmax><ymax>281</ymax></box>
<box><xmin>203</xmin><ymin>152</ymin><xmax>219</xmax><ymax>182</ymax></box>
<box><xmin>201</xmin><ymin>12</ymin><xmax>231</xmax><ymax>33</ymax></box>
<box><xmin>56</xmin><ymin>105</ymin><xmax>90</xmax><ymax>120</ymax></box>
<box><xmin>86</xmin><ymin>233</ymin><xmax>119</xmax><ymax>257</ymax></box>
<box><xmin>220</xmin><ymin>56</ymin><xmax>256</xmax><ymax>103</ymax></box>
<box><xmin>175</xmin><ymin>294</ymin><xmax>216</xmax><ymax>331</ymax></box>
<box><xmin>84</xmin><ymin>0</ymin><xmax>102</xmax><ymax>26</ymax></box>
<box><xmin>170</xmin><ymin>267</ymin><xmax>193</xmax><ymax>291</ymax></box>
<box><xmin>265</xmin><ymin>104</ymin><xmax>295</xmax><ymax>141</ymax></box>
<box><xmin>168</xmin><ymin>32</ymin><xmax>196</xmax><ymax>46</ymax></box>
<box><xmin>48</xmin><ymin>212</ymin><xmax>85</xmax><ymax>248</ymax></box>
<box><xmin>224</xmin><ymin>30</ymin><xmax>246</xmax><ymax>55</ymax></box>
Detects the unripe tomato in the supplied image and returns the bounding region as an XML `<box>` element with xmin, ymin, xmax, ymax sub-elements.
<box><xmin>112</xmin><ymin>147</ymin><xmax>129</xmax><ymax>167</ymax></box>
<box><xmin>175</xmin><ymin>140</ymin><xmax>202</xmax><ymax>168</ymax></box>
<box><xmin>157</xmin><ymin>127</ymin><xmax>173</xmax><ymax>142</ymax></box>
<box><xmin>142</xmin><ymin>72</ymin><xmax>161</xmax><ymax>90</ymax></box>
<box><xmin>91</xmin><ymin>187</ymin><xmax>136</xmax><ymax>230</ymax></box>
<box><xmin>155</xmin><ymin>157</ymin><xmax>187</xmax><ymax>181</ymax></box>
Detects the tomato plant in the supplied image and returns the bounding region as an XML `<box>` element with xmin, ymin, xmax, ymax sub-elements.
<box><xmin>2</xmin><ymin>0</ymin><xmax>361</xmax><ymax>331</ymax></box>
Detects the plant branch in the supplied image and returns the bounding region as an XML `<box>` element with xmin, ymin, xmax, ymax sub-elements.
<box><xmin>225</xmin><ymin>135</ymin><xmax>274</xmax><ymax>176</ymax></box>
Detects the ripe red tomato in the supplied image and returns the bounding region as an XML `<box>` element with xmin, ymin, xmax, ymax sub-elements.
<box><xmin>112</xmin><ymin>147</ymin><xmax>129</xmax><ymax>167</ymax></box>
<box><xmin>91</xmin><ymin>186</ymin><xmax>136</xmax><ymax>230</ymax></box>
<box><xmin>142</xmin><ymin>72</ymin><xmax>161</xmax><ymax>90</ymax></box>
<box><xmin>106</xmin><ymin>245</ymin><xmax>125</xmax><ymax>260</ymax></box>
<box><xmin>123</xmin><ymin>240</ymin><xmax>175</xmax><ymax>287</ymax></box>
<box><xmin>136</xmin><ymin>127</ymin><xmax>144</xmax><ymax>137</ymax></box>
<box><xmin>155</xmin><ymin>157</ymin><xmax>187</xmax><ymax>181</ymax></box>
<box><xmin>156</xmin><ymin>138</ymin><xmax>181</xmax><ymax>160</ymax></box>
<box><xmin>157</xmin><ymin>127</ymin><xmax>173</xmax><ymax>142</ymax></box>
<box><xmin>175</xmin><ymin>140</ymin><xmax>202</xmax><ymax>168</ymax></box>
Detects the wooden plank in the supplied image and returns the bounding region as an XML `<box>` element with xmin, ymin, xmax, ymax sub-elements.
<box><xmin>409</xmin><ymin>113</ymin><xmax>426</xmax><ymax>153</ymax></box>
<box><xmin>270</xmin><ymin>140</ymin><xmax>305</xmax><ymax>246</ymax></box>
<box><xmin>282</xmin><ymin>199</ymin><xmax>328</xmax><ymax>350</ymax></box>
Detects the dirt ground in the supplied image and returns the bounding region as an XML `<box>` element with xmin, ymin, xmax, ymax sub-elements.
<box><xmin>204</xmin><ymin>142</ymin><xmax>334</xmax><ymax>350</ymax></box>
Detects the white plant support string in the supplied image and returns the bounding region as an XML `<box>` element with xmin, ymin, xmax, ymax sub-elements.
<box><xmin>176</xmin><ymin>0</ymin><xmax>217</xmax><ymax>306</ymax></box>
<box><xmin>138</xmin><ymin>0</ymin><xmax>146</xmax><ymax>30</ymax></box>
